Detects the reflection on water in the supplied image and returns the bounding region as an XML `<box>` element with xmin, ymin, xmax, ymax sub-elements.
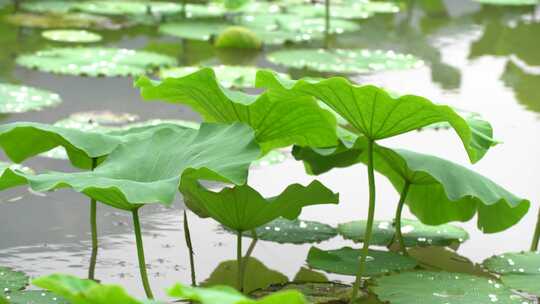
<box><xmin>0</xmin><ymin>0</ymin><xmax>540</xmax><ymax>299</ymax></box>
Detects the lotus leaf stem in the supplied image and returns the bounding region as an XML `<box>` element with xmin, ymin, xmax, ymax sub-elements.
<box><xmin>350</xmin><ymin>139</ymin><xmax>376</xmax><ymax>303</ymax></box>
<box><xmin>244</xmin><ymin>229</ymin><xmax>258</xmax><ymax>261</ymax></box>
<box><xmin>183</xmin><ymin>210</ymin><xmax>197</xmax><ymax>286</ymax></box>
<box><xmin>394</xmin><ymin>182</ymin><xmax>411</xmax><ymax>256</ymax></box>
<box><xmin>132</xmin><ymin>208</ymin><xmax>154</xmax><ymax>299</ymax></box>
<box><xmin>236</xmin><ymin>230</ymin><xmax>244</xmax><ymax>292</ymax></box>
<box><xmin>531</xmin><ymin>206</ymin><xmax>540</xmax><ymax>251</ymax></box>
<box><xmin>88</xmin><ymin>158</ymin><xmax>98</xmax><ymax>281</ymax></box>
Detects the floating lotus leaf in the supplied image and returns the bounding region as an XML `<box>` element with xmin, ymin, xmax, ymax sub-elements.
<box><xmin>170</xmin><ymin>282</ymin><xmax>307</xmax><ymax>304</ymax></box>
<box><xmin>257</xmin><ymin>70</ymin><xmax>494</xmax><ymax>163</ymax></box>
<box><xmin>75</xmin><ymin>1</ymin><xmax>183</xmax><ymax>16</ymax></box>
<box><xmin>0</xmin><ymin>83</ymin><xmax>61</xmax><ymax>113</ymax></box>
<box><xmin>32</xmin><ymin>274</ymin><xmax>154</xmax><ymax>304</ymax></box>
<box><xmin>159</xmin><ymin>21</ymin><xmax>229</xmax><ymax>41</ymax></box>
<box><xmin>181</xmin><ymin>179</ymin><xmax>338</xmax><ymax>232</ymax></box>
<box><xmin>17</xmin><ymin>47</ymin><xmax>176</xmax><ymax>77</ymax></box>
<box><xmin>267</xmin><ymin>49</ymin><xmax>423</xmax><ymax>74</ymax></box>
<box><xmin>288</xmin><ymin>1</ymin><xmax>400</xmax><ymax>19</ymax></box>
<box><xmin>338</xmin><ymin>219</ymin><xmax>469</xmax><ymax>247</ymax></box>
<box><xmin>292</xmin><ymin>268</ymin><xmax>328</xmax><ymax>283</ymax></box>
<box><xmin>160</xmin><ymin>65</ymin><xmax>290</xmax><ymax>88</ymax></box>
<box><xmin>251</xmin><ymin>282</ymin><xmax>355</xmax><ymax>304</ymax></box>
<box><xmin>202</xmin><ymin>258</ymin><xmax>289</xmax><ymax>294</ymax></box>
<box><xmin>408</xmin><ymin>247</ymin><xmax>489</xmax><ymax>276</ymax></box>
<box><xmin>474</xmin><ymin>0</ymin><xmax>539</xmax><ymax>5</ymax></box>
<box><xmin>236</xmin><ymin>2</ymin><xmax>282</xmax><ymax>14</ymax></box>
<box><xmin>371</xmin><ymin>271</ymin><xmax>532</xmax><ymax>304</ymax></box>
<box><xmin>182</xmin><ymin>3</ymin><xmax>227</xmax><ymax>18</ymax></box>
<box><xmin>4</xmin><ymin>290</ymin><xmax>69</xmax><ymax>304</ymax></box>
<box><xmin>14</xmin><ymin>123</ymin><xmax>258</xmax><ymax>211</ymax></box>
<box><xmin>4</xmin><ymin>13</ymin><xmax>124</xmax><ymax>30</ymax></box>
<box><xmin>0</xmin><ymin>267</ymin><xmax>28</xmax><ymax>293</ymax></box>
<box><xmin>306</xmin><ymin>247</ymin><xmax>418</xmax><ymax>276</ymax></box>
<box><xmin>0</xmin><ymin>161</ymin><xmax>33</xmax><ymax>191</ymax></box>
<box><xmin>215</xmin><ymin>26</ymin><xmax>262</xmax><ymax>49</ymax></box>
<box><xmin>483</xmin><ymin>251</ymin><xmax>540</xmax><ymax>296</ymax></box>
<box><xmin>230</xmin><ymin>217</ymin><xmax>337</xmax><ymax>244</ymax></box>
<box><xmin>240</xmin><ymin>14</ymin><xmax>360</xmax><ymax>35</ymax></box>
<box><xmin>41</xmin><ymin>30</ymin><xmax>102</xmax><ymax>43</ymax></box>
<box><xmin>21</xmin><ymin>1</ymin><xmax>80</xmax><ymax>13</ymax></box>
<box><xmin>136</xmin><ymin>68</ymin><xmax>338</xmax><ymax>153</ymax></box>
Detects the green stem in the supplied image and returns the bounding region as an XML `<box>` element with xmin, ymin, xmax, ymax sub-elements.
<box><xmin>236</xmin><ymin>230</ymin><xmax>244</xmax><ymax>292</ymax></box>
<box><xmin>244</xmin><ymin>230</ymin><xmax>258</xmax><ymax>261</ymax></box>
<box><xmin>132</xmin><ymin>208</ymin><xmax>154</xmax><ymax>299</ymax></box>
<box><xmin>181</xmin><ymin>0</ymin><xmax>186</xmax><ymax>18</ymax></box>
<box><xmin>88</xmin><ymin>158</ymin><xmax>98</xmax><ymax>281</ymax></box>
<box><xmin>394</xmin><ymin>182</ymin><xmax>411</xmax><ymax>256</ymax></box>
<box><xmin>183</xmin><ymin>210</ymin><xmax>197</xmax><ymax>286</ymax></box>
<box><xmin>350</xmin><ymin>139</ymin><xmax>376</xmax><ymax>303</ymax></box>
<box><xmin>324</xmin><ymin>0</ymin><xmax>330</xmax><ymax>48</ymax></box>
<box><xmin>531</xmin><ymin>206</ymin><xmax>540</xmax><ymax>251</ymax></box>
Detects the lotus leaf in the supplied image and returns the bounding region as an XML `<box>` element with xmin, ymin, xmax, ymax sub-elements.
<box><xmin>5</xmin><ymin>13</ymin><xmax>125</xmax><ymax>30</ymax></box>
<box><xmin>17</xmin><ymin>47</ymin><xmax>176</xmax><ymax>77</ymax></box>
<box><xmin>288</xmin><ymin>1</ymin><xmax>400</xmax><ymax>19</ymax></box>
<box><xmin>338</xmin><ymin>219</ymin><xmax>469</xmax><ymax>247</ymax></box>
<box><xmin>251</xmin><ymin>282</ymin><xmax>356</xmax><ymax>304</ymax></box>
<box><xmin>20</xmin><ymin>1</ymin><xmax>80</xmax><ymax>13</ymax></box>
<box><xmin>306</xmin><ymin>246</ymin><xmax>418</xmax><ymax>276</ymax></box>
<box><xmin>0</xmin><ymin>162</ymin><xmax>32</xmax><ymax>191</ymax></box>
<box><xmin>0</xmin><ymin>267</ymin><xmax>28</xmax><ymax>293</ymax></box>
<box><xmin>75</xmin><ymin>1</ymin><xmax>183</xmax><ymax>16</ymax></box>
<box><xmin>371</xmin><ymin>271</ymin><xmax>532</xmax><ymax>304</ymax></box>
<box><xmin>483</xmin><ymin>251</ymin><xmax>540</xmax><ymax>296</ymax></box>
<box><xmin>0</xmin><ymin>83</ymin><xmax>61</xmax><ymax>113</ymax></box>
<box><xmin>159</xmin><ymin>21</ymin><xmax>229</xmax><ymax>41</ymax></box>
<box><xmin>41</xmin><ymin>30</ymin><xmax>102</xmax><ymax>43</ymax></box>
<box><xmin>136</xmin><ymin>68</ymin><xmax>338</xmax><ymax>153</ymax></box>
<box><xmin>239</xmin><ymin>14</ymin><xmax>360</xmax><ymax>35</ymax></box>
<box><xmin>292</xmin><ymin>268</ymin><xmax>328</xmax><ymax>283</ymax></box>
<box><xmin>267</xmin><ymin>49</ymin><xmax>423</xmax><ymax>74</ymax></box>
<box><xmin>4</xmin><ymin>290</ymin><xmax>69</xmax><ymax>304</ymax></box>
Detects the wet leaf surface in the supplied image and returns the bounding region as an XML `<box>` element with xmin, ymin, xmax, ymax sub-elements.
<box><xmin>483</xmin><ymin>251</ymin><xmax>540</xmax><ymax>296</ymax></box>
<box><xmin>0</xmin><ymin>83</ymin><xmax>62</xmax><ymax>113</ymax></box>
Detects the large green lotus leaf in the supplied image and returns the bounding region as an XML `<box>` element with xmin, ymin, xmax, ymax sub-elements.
<box><xmin>5</xmin><ymin>13</ymin><xmax>125</xmax><ymax>30</ymax></box>
<box><xmin>169</xmin><ymin>282</ymin><xmax>307</xmax><ymax>304</ymax></box>
<box><xmin>0</xmin><ymin>267</ymin><xmax>28</xmax><ymax>292</ymax></box>
<box><xmin>5</xmin><ymin>290</ymin><xmax>69</xmax><ymax>304</ymax></box>
<box><xmin>17</xmin><ymin>47</ymin><xmax>176</xmax><ymax>77</ymax></box>
<box><xmin>160</xmin><ymin>66</ymin><xmax>290</xmax><ymax>89</ymax></box>
<box><xmin>251</xmin><ymin>282</ymin><xmax>357</xmax><ymax>304</ymax></box>
<box><xmin>239</xmin><ymin>14</ymin><xmax>360</xmax><ymax>35</ymax></box>
<box><xmin>18</xmin><ymin>123</ymin><xmax>258</xmax><ymax>211</ymax></box>
<box><xmin>181</xmin><ymin>179</ymin><xmax>338</xmax><ymax>231</ymax></box>
<box><xmin>159</xmin><ymin>21</ymin><xmax>229</xmax><ymax>41</ymax></box>
<box><xmin>371</xmin><ymin>271</ymin><xmax>532</xmax><ymax>304</ymax></box>
<box><xmin>32</xmin><ymin>274</ymin><xmax>157</xmax><ymax>304</ymax></box>
<box><xmin>258</xmin><ymin>71</ymin><xmax>495</xmax><ymax>163</ymax></box>
<box><xmin>0</xmin><ymin>83</ymin><xmax>62</xmax><ymax>113</ymax></box>
<box><xmin>307</xmin><ymin>246</ymin><xmax>418</xmax><ymax>276</ymax></box>
<box><xmin>338</xmin><ymin>219</ymin><xmax>469</xmax><ymax>247</ymax></box>
<box><xmin>202</xmin><ymin>258</ymin><xmax>289</xmax><ymax>294</ymax></box>
<box><xmin>75</xmin><ymin>1</ymin><xmax>183</xmax><ymax>16</ymax></box>
<box><xmin>41</xmin><ymin>30</ymin><xmax>102</xmax><ymax>43</ymax></box>
<box><xmin>233</xmin><ymin>217</ymin><xmax>338</xmax><ymax>244</ymax></box>
<box><xmin>293</xmin><ymin>139</ymin><xmax>529</xmax><ymax>232</ymax></box>
<box><xmin>0</xmin><ymin>162</ymin><xmax>32</xmax><ymax>191</ymax></box>
<box><xmin>474</xmin><ymin>0</ymin><xmax>539</xmax><ymax>5</ymax></box>
<box><xmin>483</xmin><ymin>251</ymin><xmax>540</xmax><ymax>295</ymax></box>
<box><xmin>136</xmin><ymin>68</ymin><xmax>338</xmax><ymax>153</ymax></box>
<box><xmin>288</xmin><ymin>1</ymin><xmax>400</xmax><ymax>19</ymax></box>
<box><xmin>21</xmin><ymin>1</ymin><xmax>80</xmax><ymax>13</ymax></box>
<box><xmin>267</xmin><ymin>49</ymin><xmax>423</xmax><ymax>74</ymax></box>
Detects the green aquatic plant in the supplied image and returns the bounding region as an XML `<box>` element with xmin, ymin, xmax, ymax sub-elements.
<box><xmin>214</xmin><ymin>26</ymin><xmax>262</xmax><ymax>50</ymax></box>
<box><xmin>0</xmin><ymin>83</ymin><xmax>62</xmax><ymax>113</ymax></box>
<box><xmin>41</xmin><ymin>30</ymin><xmax>102</xmax><ymax>43</ymax></box>
<box><xmin>533</xmin><ymin>207</ymin><xmax>540</xmax><ymax>251</ymax></box>
<box><xmin>181</xmin><ymin>178</ymin><xmax>338</xmax><ymax>291</ymax></box>
<box><xmin>483</xmin><ymin>251</ymin><xmax>540</xmax><ymax>296</ymax></box>
<box><xmin>0</xmin><ymin>267</ymin><xmax>68</xmax><ymax>304</ymax></box>
<box><xmin>255</xmin><ymin>70</ymin><xmax>510</xmax><ymax>302</ymax></box>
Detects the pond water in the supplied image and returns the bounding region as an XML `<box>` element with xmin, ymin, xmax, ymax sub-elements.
<box><xmin>0</xmin><ymin>0</ymin><xmax>539</xmax><ymax>300</ymax></box>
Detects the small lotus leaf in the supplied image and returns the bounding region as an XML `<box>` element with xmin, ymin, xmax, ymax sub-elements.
<box><xmin>159</xmin><ymin>21</ymin><xmax>229</xmax><ymax>41</ymax></box>
<box><xmin>292</xmin><ymin>268</ymin><xmax>328</xmax><ymax>283</ymax></box>
<box><xmin>169</xmin><ymin>282</ymin><xmax>307</xmax><ymax>304</ymax></box>
<box><xmin>75</xmin><ymin>1</ymin><xmax>183</xmax><ymax>16</ymax></box>
<box><xmin>0</xmin><ymin>83</ymin><xmax>61</xmax><ymax>113</ymax></box>
<box><xmin>5</xmin><ymin>13</ymin><xmax>124</xmax><ymax>30</ymax></box>
<box><xmin>4</xmin><ymin>290</ymin><xmax>69</xmax><ymax>304</ymax></box>
<box><xmin>267</xmin><ymin>49</ymin><xmax>423</xmax><ymax>74</ymax></box>
<box><xmin>0</xmin><ymin>267</ymin><xmax>28</xmax><ymax>293</ymax></box>
<box><xmin>21</xmin><ymin>1</ymin><xmax>80</xmax><ymax>13</ymax></box>
<box><xmin>338</xmin><ymin>219</ymin><xmax>469</xmax><ymax>247</ymax></box>
<box><xmin>240</xmin><ymin>14</ymin><xmax>360</xmax><ymax>35</ymax></box>
<box><xmin>288</xmin><ymin>1</ymin><xmax>400</xmax><ymax>19</ymax></box>
<box><xmin>306</xmin><ymin>246</ymin><xmax>418</xmax><ymax>276</ymax></box>
<box><xmin>408</xmin><ymin>247</ymin><xmax>489</xmax><ymax>276</ymax></box>
<box><xmin>202</xmin><ymin>257</ymin><xmax>289</xmax><ymax>294</ymax></box>
<box><xmin>17</xmin><ymin>47</ymin><xmax>176</xmax><ymax>77</ymax></box>
<box><xmin>483</xmin><ymin>251</ymin><xmax>540</xmax><ymax>296</ymax></box>
<box><xmin>160</xmin><ymin>65</ymin><xmax>290</xmax><ymax>89</ymax></box>
<box><xmin>41</xmin><ymin>30</ymin><xmax>102</xmax><ymax>43</ymax></box>
<box><xmin>136</xmin><ymin>68</ymin><xmax>338</xmax><ymax>153</ymax></box>
<box><xmin>181</xmin><ymin>179</ymin><xmax>338</xmax><ymax>231</ymax></box>
<box><xmin>371</xmin><ymin>271</ymin><xmax>532</xmax><ymax>304</ymax></box>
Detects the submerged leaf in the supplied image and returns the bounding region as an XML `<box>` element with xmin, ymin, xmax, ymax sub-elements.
<box><xmin>41</xmin><ymin>30</ymin><xmax>102</xmax><ymax>43</ymax></box>
<box><xmin>306</xmin><ymin>247</ymin><xmax>418</xmax><ymax>276</ymax></box>
<box><xmin>202</xmin><ymin>258</ymin><xmax>289</xmax><ymax>294</ymax></box>
<box><xmin>181</xmin><ymin>179</ymin><xmax>338</xmax><ymax>231</ymax></box>
<box><xmin>0</xmin><ymin>267</ymin><xmax>28</xmax><ymax>292</ymax></box>
<box><xmin>18</xmin><ymin>123</ymin><xmax>260</xmax><ymax>210</ymax></box>
<box><xmin>483</xmin><ymin>251</ymin><xmax>540</xmax><ymax>296</ymax></box>
<box><xmin>17</xmin><ymin>47</ymin><xmax>176</xmax><ymax>77</ymax></box>
<box><xmin>267</xmin><ymin>49</ymin><xmax>423</xmax><ymax>74</ymax></box>
<box><xmin>338</xmin><ymin>219</ymin><xmax>469</xmax><ymax>247</ymax></box>
<box><xmin>136</xmin><ymin>68</ymin><xmax>338</xmax><ymax>153</ymax></box>
<box><xmin>371</xmin><ymin>271</ymin><xmax>532</xmax><ymax>304</ymax></box>
<box><xmin>0</xmin><ymin>83</ymin><xmax>62</xmax><ymax>113</ymax></box>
